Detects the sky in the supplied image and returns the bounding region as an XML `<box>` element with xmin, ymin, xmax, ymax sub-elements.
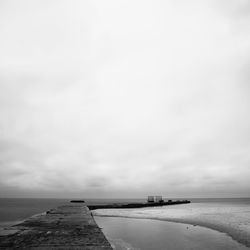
<box><xmin>0</xmin><ymin>0</ymin><xmax>250</xmax><ymax>198</ymax></box>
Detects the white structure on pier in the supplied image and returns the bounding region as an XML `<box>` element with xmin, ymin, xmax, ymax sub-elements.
<box><xmin>147</xmin><ymin>195</ymin><xmax>164</xmax><ymax>203</ymax></box>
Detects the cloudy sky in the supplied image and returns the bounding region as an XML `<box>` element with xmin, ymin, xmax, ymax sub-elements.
<box><xmin>0</xmin><ymin>0</ymin><xmax>250</xmax><ymax>198</ymax></box>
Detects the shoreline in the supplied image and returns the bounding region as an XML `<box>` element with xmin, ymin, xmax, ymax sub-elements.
<box><xmin>93</xmin><ymin>213</ymin><xmax>250</xmax><ymax>248</ymax></box>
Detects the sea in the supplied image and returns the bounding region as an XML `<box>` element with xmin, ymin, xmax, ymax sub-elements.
<box><xmin>0</xmin><ymin>198</ymin><xmax>250</xmax><ymax>249</ymax></box>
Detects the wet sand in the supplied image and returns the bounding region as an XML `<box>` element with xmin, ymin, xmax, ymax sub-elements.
<box><xmin>95</xmin><ymin>216</ymin><xmax>250</xmax><ymax>250</ymax></box>
<box><xmin>93</xmin><ymin>202</ymin><xmax>250</xmax><ymax>248</ymax></box>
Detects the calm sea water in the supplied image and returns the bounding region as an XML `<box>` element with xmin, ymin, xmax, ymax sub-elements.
<box><xmin>0</xmin><ymin>198</ymin><xmax>69</xmax><ymax>223</ymax></box>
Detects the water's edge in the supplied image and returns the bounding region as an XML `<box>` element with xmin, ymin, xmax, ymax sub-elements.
<box><xmin>94</xmin><ymin>214</ymin><xmax>250</xmax><ymax>249</ymax></box>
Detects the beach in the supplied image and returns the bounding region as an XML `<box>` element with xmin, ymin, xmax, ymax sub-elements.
<box><xmin>93</xmin><ymin>199</ymin><xmax>250</xmax><ymax>249</ymax></box>
<box><xmin>95</xmin><ymin>216</ymin><xmax>249</xmax><ymax>250</ymax></box>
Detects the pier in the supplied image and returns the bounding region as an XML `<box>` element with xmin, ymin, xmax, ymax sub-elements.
<box><xmin>0</xmin><ymin>204</ymin><xmax>112</xmax><ymax>249</ymax></box>
<box><xmin>87</xmin><ymin>199</ymin><xmax>191</xmax><ymax>210</ymax></box>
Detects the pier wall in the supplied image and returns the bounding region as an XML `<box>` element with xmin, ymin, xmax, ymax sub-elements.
<box><xmin>0</xmin><ymin>204</ymin><xmax>112</xmax><ymax>249</ymax></box>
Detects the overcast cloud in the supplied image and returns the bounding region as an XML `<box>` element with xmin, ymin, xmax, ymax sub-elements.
<box><xmin>0</xmin><ymin>0</ymin><xmax>250</xmax><ymax>198</ymax></box>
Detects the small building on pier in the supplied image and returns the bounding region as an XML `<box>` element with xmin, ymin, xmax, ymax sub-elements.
<box><xmin>147</xmin><ymin>195</ymin><xmax>164</xmax><ymax>203</ymax></box>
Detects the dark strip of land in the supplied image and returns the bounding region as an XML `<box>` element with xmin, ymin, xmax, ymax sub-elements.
<box><xmin>87</xmin><ymin>200</ymin><xmax>190</xmax><ymax>210</ymax></box>
<box><xmin>0</xmin><ymin>204</ymin><xmax>112</xmax><ymax>250</ymax></box>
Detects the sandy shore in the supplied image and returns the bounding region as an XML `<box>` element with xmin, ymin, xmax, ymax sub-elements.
<box><xmin>95</xmin><ymin>216</ymin><xmax>249</xmax><ymax>250</ymax></box>
<box><xmin>93</xmin><ymin>202</ymin><xmax>250</xmax><ymax>248</ymax></box>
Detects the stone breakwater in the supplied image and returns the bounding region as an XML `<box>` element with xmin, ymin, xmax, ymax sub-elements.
<box><xmin>0</xmin><ymin>204</ymin><xmax>112</xmax><ymax>250</ymax></box>
<box><xmin>87</xmin><ymin>200</ymin><xmax>191</xmax><ymax>210</ymax></box>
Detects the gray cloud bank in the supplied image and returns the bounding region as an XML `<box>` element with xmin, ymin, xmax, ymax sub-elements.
<box><xmin>0</xmin><ymin>0</ymin><xmax>250</xmax><ymax>198</ymax></box>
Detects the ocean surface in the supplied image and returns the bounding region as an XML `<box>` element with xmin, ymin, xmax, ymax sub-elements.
<box><xmin>0</xmin><ymin>198</ymin><xmax>250</xmax><ymax>249</ymax></box>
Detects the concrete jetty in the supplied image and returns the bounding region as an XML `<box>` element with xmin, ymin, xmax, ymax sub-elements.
<box><xmin>87</xmin><ymin>199</ymin><xmax>191</xmax><ymax>210</ymax></box>
<box><xmin>0</xmin><ymin>204</ymin><xmax>112</xmax><ymax>249</ymax></box>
